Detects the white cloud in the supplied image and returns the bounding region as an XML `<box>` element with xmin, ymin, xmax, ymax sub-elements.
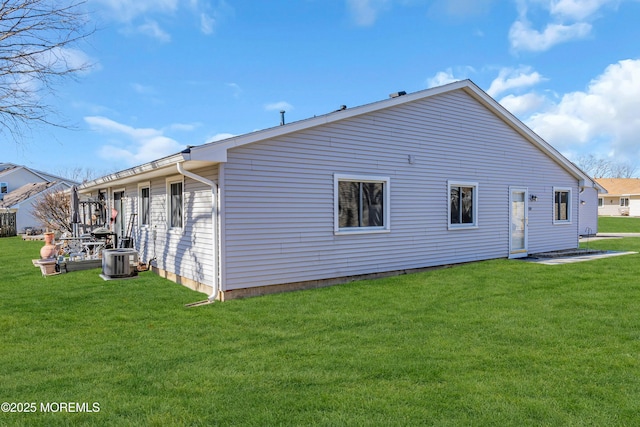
<box><xmin>426</xmin><ymin>70</ymin><xmax>458</xmax><ymax>88</ymax></box>
<box><xmin>93</xmin><ymin>0</ymin><xmax>179</xmax><ymax>22</ymax></box>
<box><xmin>347</xmin><ymin>0</ymin><xmax>391</xmax><ymax>26</ymax></box>
<box><xmin>200</xmin><ymin>13</ymin><xmax>216</xmax><ymax>34</ymax></box>
<box><xmin>94</xmin><ymin>0</ymin><xmax>233</xmax><ymax>39</ymax></box>
<box><xmin>131</xmin><ymin>83</ymin><xmax>155</xmax><ymax>95</ymax></box>
<box><xmin>226</xmin><ymin>82</ymin><xmax>242</xmax><ymax>97</ymax></box>
<box><xmin>426</xmin><ymin>66</ymin><xmax>476</xmax><ymax>88</ymax></box>
<box><xmin>85</xmin><ymin>116</ymin><xmax>185</xmax><ymax>165</ymax></box>
<box><xmin>549</xmin><ymin>0</ymin><xmax>618</xmax><ymax>21</ymax></box>
<box><xmin>209</xmin><ymin>133</ymin><xmax>236</xmax><ymax>142</ymax></box>
<box><xmin>498</xmin><ymin>92</ymin><xmax>548</xmax><ymax>116</ymax></box>
<box><xmin>30</xmin><ymin>46</ymin><xmax>97</xmax><ymax>78</ymax></box>
<box><xmin>137</xmin><ymin>20</ymin><xmax>171</xmax><ymax>42</ymax></box>
<box><xmin>264</xmin><ymin>101</ymin><xmax>293</xmax><ymax>112</ymax></box>
<box><xmin>525</xmin><ymin>59</ymin><xmax>640</xmax><ymax>161</ymax></box>
<box><xmin>509</xmin><ymin>19</ymin><xmax>591</xmax><ymax>52</ymax></box>
<box><xmin>487</xmin><ymin>66</ymin><xmax>546</xmax><ymax>97</ymax></box>
<box><xmin>507</xmin><ymin>0</ymin><xmax>631</xmax><ymax>52</ymax></box>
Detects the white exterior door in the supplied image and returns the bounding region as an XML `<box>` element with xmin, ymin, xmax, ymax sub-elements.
<box><xmin>509</xmin><ymin>187</ymin><xmax>528</xmax><ymax>258</ymax></box>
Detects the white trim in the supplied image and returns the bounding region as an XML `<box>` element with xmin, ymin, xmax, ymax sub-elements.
<box><xmin>218</xmin><ymin>164</ymin><xmax>226</xmax><ymax>293</ymax></box>
<box><xmin>175</xmin><ymin>162</ymin><xmax>220</xmax><ymax>301</ymax></box>
<box><xmin>553</xmin><ymin>187</ymin><xmax>572</xmax><ymax>224</ymax></box>
<box><xmin>79</xmin><ymin>80</ymin><xmax>597</xmax><ymax>194</ymax></box>
<box><xmin>137</xmin><ymin>181</ymin><xmax>151</xmax><ymax>228</ymax></box>
<box><xmin>447</xmin><ymin>181</ymin><xmax>479</xmax><ymax>230</ymax></box>
<box><xmin>166</xmin><ymin>175</ymin><xmax>184</xmax><ymax>231</ymax></box>
<box><xmin>334</xmin><ymin>173</ymin><xmax>391</xmax><ymax>235</ymax></box>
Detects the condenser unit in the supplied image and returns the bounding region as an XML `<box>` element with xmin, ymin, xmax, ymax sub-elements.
<box><xmin>101</xmin><ymin>248</ymin><xmax>138</xmax><ymax>279</ymax></box>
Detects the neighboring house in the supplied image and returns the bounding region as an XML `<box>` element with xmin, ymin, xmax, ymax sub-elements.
<box><xmin>596</xmin><ymin>178</ymin><xmax>640</xmax><ymax>216</ymax></box>
<box><xmin>0</xmin><ymin>163</ymin><xmax>78</xmax><ymax>232</ymax></box>
<box><xmin>79</xmin><ymin>80</ymin><xmax>600</xmax><ymax>301</ymax></box>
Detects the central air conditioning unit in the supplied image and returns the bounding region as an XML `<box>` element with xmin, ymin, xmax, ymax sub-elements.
<box><xmin>101</xmin><ymin>248</ymin><xmax>138</xmax><ymax>279</ymax></box>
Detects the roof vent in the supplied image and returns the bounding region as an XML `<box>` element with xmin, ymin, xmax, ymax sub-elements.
<box><xmin>389</xmin><ymin>91</ymin><xmax>407</xmax><ymax>98</ymax></box>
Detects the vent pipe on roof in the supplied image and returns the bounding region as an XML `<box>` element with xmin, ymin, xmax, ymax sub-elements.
<box><xmin>280</xmin><ymin>110</ymin><xmax>285</xmax><ymax>126</ymax></box>
<box><xmin>389</xmin><ymin>91</ymin><xmax>407</xmax><ymax>98</ymax></box>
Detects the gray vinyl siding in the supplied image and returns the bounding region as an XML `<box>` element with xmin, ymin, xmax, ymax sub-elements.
<box><xmin>221</xmin><ymin>90</ymin><xmax>580</xmax><ymax>290</ymax></box>
<box><xmin>578</xmin><ymin>187</ymin><xmax>598</xmax><ymax>235</ymax></box>
<box><xmin>133</xmin><ymin>166</ymin><xmax>217</xmax><ymax>287</ymax></box>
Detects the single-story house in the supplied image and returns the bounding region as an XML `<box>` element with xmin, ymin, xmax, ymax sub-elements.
<box><xmin>595</xmin><ymin>178</ymin><xmax>640</xmax><ymax>217</ymax></box>
<box><xmin>0</xmin><ymin>163</ymin><xmax>77</xmax><ymax>233</ymax></box>
<box><xmin>79</xmin><ymin>80</ymin><xmax>601</xmax><ymax>301</ymax></box>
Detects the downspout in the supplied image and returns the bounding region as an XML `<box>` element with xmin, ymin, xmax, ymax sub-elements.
<box><xmin>176</xmin><ymin>161</ymin><xmax>219</xmax><ymax>301</ymax></box>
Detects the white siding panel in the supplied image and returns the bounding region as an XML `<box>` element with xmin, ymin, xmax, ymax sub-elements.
<box><xmin>132</xmin><ymin>166</ymin><xmax>218</xmax><ymax>287</ymax></box>
<box><xmin>221</xmin><ymin>91</ymin><xmax>580</xmax><ymax>291</ymax></box>
<box><xmin>630</xmin><ymin>197</ymin><xmax>640</xmax><ymax>217</ymax></box>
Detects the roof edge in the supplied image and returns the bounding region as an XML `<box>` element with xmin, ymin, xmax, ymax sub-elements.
<box><xmin>79</xmin><ymin>152</ymin><xmax>189</xmax><ymax>191</ymax></box>
<box><xmin>80</xmin><ymin>79</ymin><xmax>597</xmax><ymax>190</ymax></box>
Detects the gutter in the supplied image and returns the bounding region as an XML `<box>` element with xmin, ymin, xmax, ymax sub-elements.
<box><xmin>176</xmin><ymin>161</ymin><xmax>220</xmax><ymax>302</ymax></box>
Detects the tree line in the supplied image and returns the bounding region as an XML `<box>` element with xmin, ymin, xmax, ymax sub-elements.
<box><xmin>575</xmin><ymin>154</ymin><xmax>638</xmax><ymax>179</ymax></box>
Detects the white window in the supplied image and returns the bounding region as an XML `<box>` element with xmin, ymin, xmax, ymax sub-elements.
<box><xmin>138</xmin><ymin>182</ymin><xmax>150</xmax><ymax>226</ymax></box>
<box><xmin>334</xmin><ymin>174</ymin><xmax>390</xmax><ymax>234</ymax></box>
<box><xmin>620</xmin><ymin>197</ymin><xmax>629</xmax><ymax>207</ymax></box>
<box><xmin>448</xmin><ymin>181</ymin><xmax>478</xmax><ymax>229</ymax></box>
<box><xmin>598</xmin><ymin>198</ymin><xmax>603</xmax><ymax>207</ymax></box>
<box><xmin>0</xmin><ymin>182</ymin><xmax>7</xmax><ymax>194</ymax></box>
<box><xmin>553</xmin><ymin>187</ymin><xmax>572</xmax><ymax>223</ymax></box>
<box><xmin>166</xmin><ymin>177</ymin><xmax>183</xmax><ymax>229</ymax></box>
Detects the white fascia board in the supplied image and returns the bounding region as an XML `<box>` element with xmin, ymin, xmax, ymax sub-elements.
<box><xmin>190</xmin><ymin>80</ymin><xmax>473</xmax><ymax>161</ymax></box>
<box><xmin>191</xmin><ymin>79</ymin><xmax>594</xmax><ymax>189</ymax></box>
<box><xmin>81</xmin><ymin>79</ymin><xmax>596</xmax><ymax>194</ymax></box>
<box><xmin>79</xmin><ymin>152</ymin><xmax>190</xmax><ymax>192</ymax></box>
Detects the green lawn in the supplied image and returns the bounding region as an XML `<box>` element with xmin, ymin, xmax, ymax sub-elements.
<box><xmin>1</xmin><ymin>236</ymin><xmax>640</xmax><ymax>426</ymax></box>
<box><xmin>598</xmin><ymin>215</ymin><xmax>640</xmax><ymax>233</ymax></box>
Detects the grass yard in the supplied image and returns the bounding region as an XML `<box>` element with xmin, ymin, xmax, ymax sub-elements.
<box><xmin>598</xmin><ymin>215</ymin><xmax>640</xmax><ymax>233</ymax></box>
<box><xmin>1</xmin><ymin>236</ymin><xmax>640</xmax><ymax>426</ymax></box>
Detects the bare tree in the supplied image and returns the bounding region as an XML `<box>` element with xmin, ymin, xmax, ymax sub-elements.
<box><xmin>576</xmin><ymin>154</ymin><xmax>611</xmax><ymax>178</ymax></box>
<box><xmin>53</xmin><ymin>166</ymin><xmax>100</xmax><ymax>183</ymax></box>
<box><xmin>610</xmin><ymin>162</ymin><xmax>638</xmax><ymax>179</ymax></box>
<box><xmin>31</xmin><ymin>188</ymin><xmax>71</xmax><ymax>233</ymax></box>
<box><xmin>576</xmin><ymin>154</ymin><xmax>638</xmax><ymax>178</ymax></box>
<box><xmin>0</xmin><ymin>0</ymin><xmax>92</xmax><ymax>139</ymax></box>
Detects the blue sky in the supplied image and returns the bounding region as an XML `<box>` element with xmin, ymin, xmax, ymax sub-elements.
<box><xmin>5</xmin><ymin>0</ymin><xmax>640</xmax><ymax>178</ymax></box>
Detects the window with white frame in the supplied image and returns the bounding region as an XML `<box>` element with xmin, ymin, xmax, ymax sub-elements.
<box><xmin>448</xmin><ymin>181</ymin><xmax>478</xmax><ymax>228</ymax></box>
<box><xmin>138</xmin><ymin>183</ymin><xmax>150</xmax><ymax>226</ymax></box>
<box><xmin>166</xmin><ymin>177</ymin><xmax>183</xmax><ymax>229</ymax></box>
<box><xmin>598</xmin><ymin>198</ymin><xmax>603</xmax><ymax>207</ymax></box>
<box><xmin>553</xmin><ymin>188</ymin><xmax>571</xmax><ymax>223</ymax></box>
<box><xmin>0</xmin><ymin>182</ymin><xmax>7</xmax><ymax>194</ymax></box>
<box><xmin>335</xmin><ymin>174</ymin><xmax>390</xmax><ymax>233</ymax></box>
<box><xmin>620</xmin><ymin>197</ymin><xmax>630</xmax><ymax>207</ymax></box>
